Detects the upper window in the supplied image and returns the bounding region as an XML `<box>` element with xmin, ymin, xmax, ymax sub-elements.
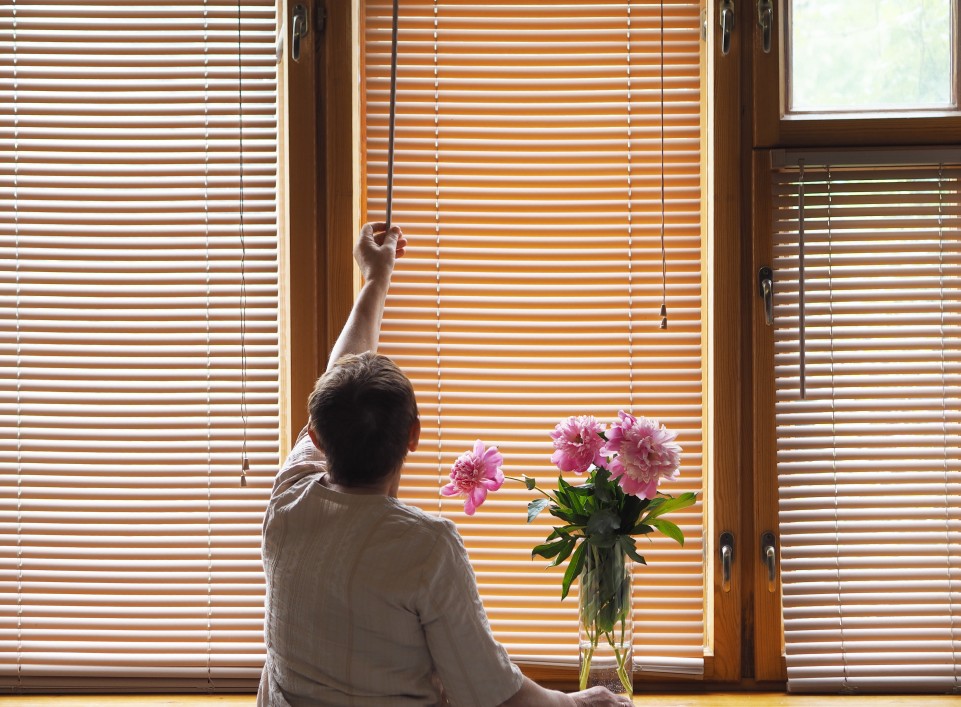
<box><xmin>787</xmin><ymin>0</ymin><xmax>956</xmax><ymax>115</ymax></box>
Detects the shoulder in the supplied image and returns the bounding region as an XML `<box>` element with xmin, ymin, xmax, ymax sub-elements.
<box><xmin>272</xmin><ymin>426</ymin><xmax>325</xmax><ymax>497</ymax></box>
<box><xmin>370</xmin><ymin>502</ymin><xmax>468</xmax><ymax>573</ymax></box>
<box><xmin>387</xmin><ymin>499</ymin><xmax>459</xmax><ymax>539</ymax></box>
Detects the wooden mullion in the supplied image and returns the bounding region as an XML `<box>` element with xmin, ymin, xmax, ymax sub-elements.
<box><xmin>320</xmin><ymin>0</ymin><xmax>361</xmax><ymax>358</ymax></box>
<box><xmin>708</xmin><ymin>0</ymin><xmax>744</xmax><ymax>682</ymax></box>
<box><xmin>283</xmin><ymin>0</ymin><xmax>322</xmax><ymax>447</ymax></box>
<box><xmin>751</xmin><ymin>149</ymin><xmax>787</xmax><ymax>683</ymax></box>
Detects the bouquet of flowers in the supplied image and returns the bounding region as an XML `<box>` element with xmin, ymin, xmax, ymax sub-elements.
<box><xmin>442</xmin><ymin>411</ymin><xmax>696</xmax><ymax>694</ymax></box>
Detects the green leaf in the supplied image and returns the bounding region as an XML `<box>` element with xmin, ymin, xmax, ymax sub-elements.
<box><xmin>561</xmin><ymin>541</ymin><xmax>587</xmax><ymax>600</ymax></box>
<box><xmin>522</xmin><ymin>475</ymin><xmax>538</xmax><ymax>491</ymax></box>
<box><xmin>527</xmin><ymin>498</ymin><xmax>550</xmax><ymax>523</ymax></box>
<box><xmin>643</xmin><ymin>492</ymin><xmax>697</xmax><ymax>522</ymax></box>
<box><xmin>549</xmin><ymin>506</ymin><xmax>577</xmax><ymax>524</ymax></box>
<box><xmin>586</xmin><ymin>508</ymin><xmax>620</xmax><ymax>536</ymax></box>
<box><xmin>618</xmin><ymin>494</ymin><xmax>645</xmax><ymax>531</ymax></box>
<box><xmin>548</xmin><ymin>525</ymin><xmax>586</xmax><ymax>540</ymax></box>
<box><xmin>630</xmin><ymin>523</ymin><xmax>654</xmax><ymax>535</ymax></box>
<box><xmin>617</xmin><ymin>535</ymin><xmax>648</xmax><ymax>565</ymax></box>
<box><xmin>558</xmin><ymin>477</ymin><xmax>589</xmax><ymax>515</ymax></box>
<box><xmin>650</xmin><ymin>518</ymin><xmax>685</xmax><ymax>546</ymax></box>
<box><xmin>553</xmin><ymin>480</ymin><xmax>573</xmax><ymax>510</ymax></box>
<box><xmin>587</xmin><ymin>533</ymin><xmax>616</xmax><ymax>549</ymax></box>
<box><xmin>593</xmin><ymin>466</ymin><xmax>612</xmax><ymax>485</ymax></box>
<box><xmin>531</xmin><ymin>538</ymin><xmax>569</xmax><ymax>560</ymax></box>
<box><xmin>547</xmin><ymin>537</ymin><xmax>576</xmax><ymax>568</ymax></box>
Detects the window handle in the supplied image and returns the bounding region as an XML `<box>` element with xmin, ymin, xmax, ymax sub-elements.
<box><xmin>761</xmin><ymin>531</ymin><xmax>778</xmax><ymax>592</ymax></box>
<box><xmin>720</xmin><ymin>531</ymin><xmax>735</xmax><ymax>593</ymax></box>
<box><xmin>291</xmin><ymin>4</ymin><xmax>308</xmax><ymax>62</ymax></box>
<box><xmin>720</xmin><ymin>0</ymin><xmax>735</xmax><ymax>56</ymax></box>
<box><xmin>758</xmin><ymin>266</ymin><xmax>773</xmax><ymax>326</ymax></box>
<box><xmin>757</xmin><ymin>0</ymin><xmax>773</xmax><ymax>54</ymax></box>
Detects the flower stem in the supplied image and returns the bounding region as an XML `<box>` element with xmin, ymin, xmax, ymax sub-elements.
<box><xmin>504</xmin><ymin>475</ymin><xmax>554</xmax><ymax>501</ymax></box>
<box><xmin>579</xmin><ymin>625</ymin><xmax>599</xmax><ymax>691</ymax></box>
<box><xmin>609</xmin><ymin>630</ymin><xmax>632</xmax><ymax>695</ymax></box>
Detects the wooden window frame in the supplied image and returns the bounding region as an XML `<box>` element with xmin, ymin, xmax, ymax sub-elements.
<box><xmin>752</xmin><ymin>0</ymin><xmax>961</xmax><ymax>149</ymax></box>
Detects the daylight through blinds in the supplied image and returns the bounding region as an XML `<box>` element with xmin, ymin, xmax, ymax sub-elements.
<box><xmin>363</xmin><ymin>0</ymin><xmax>705</xmax><ymax>673</ymax></box>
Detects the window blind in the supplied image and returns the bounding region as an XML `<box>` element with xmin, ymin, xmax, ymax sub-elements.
<box><xmin>363</xmin><ymin>0</ymin><xmax>704</xmax><ymax>674</ymax></box>
<box><xmin>770</xmin><ymin>154</ymin><xmax>961</xmax><ymax>693</ymax></box>
<box><xmin>0</xmin><ymin>0</ymin><xmax>279</xmax><ymax>689</ymax></box>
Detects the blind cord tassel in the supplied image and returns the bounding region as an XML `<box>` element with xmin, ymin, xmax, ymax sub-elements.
<box><xmin>657</xmin><ymin>0</ymin><xmax>668</xmax><ymax>330</ymax></box>
<box><xmin>237</xmin><ymin>0</ymin><xmax>250</xmax><ymax>487</ymax></box>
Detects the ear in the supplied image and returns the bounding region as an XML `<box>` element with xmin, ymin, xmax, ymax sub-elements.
<box><xmin>307</xmin><ymin>425</ymin><xmax>323</xmax><ymax>452</ymax></box>
<box><xmin>408</xmin><ymin>417</ymin><xmax>421</xmax><ymax>453</ymax></box>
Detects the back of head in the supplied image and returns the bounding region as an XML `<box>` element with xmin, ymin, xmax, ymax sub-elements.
<box><xmin>307</xmin><ymin>352</ymin><xmax>419</xmax><ymax>487</ymax></box>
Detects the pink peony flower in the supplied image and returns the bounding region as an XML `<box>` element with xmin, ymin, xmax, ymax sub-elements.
<box><xmin>601</xmin><ymin>411</ymin><xmax>681</xmax><ymax>499</ymax></box>
<box><xmin>550</xmin><ymin>415</ymin><xmax>607</xmax><ymax>474</ymax></box>
<box><xmin>441</xmin><ymin>440</ymin><xmax>505</xmax><ymax>515</ymax></box>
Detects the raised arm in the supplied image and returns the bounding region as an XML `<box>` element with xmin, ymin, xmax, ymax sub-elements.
<box><xmin>326</xmin><ymin>221</ymin><xmax>407</xmax><ymax>373</ymax></box>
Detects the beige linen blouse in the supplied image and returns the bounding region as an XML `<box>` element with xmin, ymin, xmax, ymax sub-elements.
<box><xmin>258</xmin><ymin>430</ymin><xmax>524</xmax><ymax>707</ymax></box>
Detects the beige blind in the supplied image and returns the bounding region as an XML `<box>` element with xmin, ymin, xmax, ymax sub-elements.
<box><xmin>771</xmin><ymin>154</ymin><xmax>961</xmax><ymax>693</ymax></box>
<box><xmin>0</xmin><ymin>1</ymin><xmax>279</xmax><ymax>689</ymax></box>
<box><xmin>363</xmin><ymin>0</ymin><xmax>704</xmax><ymax>674</ymax></box>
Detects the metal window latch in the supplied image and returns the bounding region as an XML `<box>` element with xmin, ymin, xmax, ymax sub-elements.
<box><xmin>291</xmin><ymin>4</ymin><xmax>309</xmax><ymax>62</ymax></box>
<box><xmin>758</xmin><ymin>266</ymin><xmax>773</xmax><ymax>326</ymax></box>
<box><xmin>761</xmin><ymin>531</ymin><xmax>778</xmax><ymax>592</ymax></box>
<box><xmin>757</xmin><ymin>0</ymin><xmax>773</xmax><ymax>54</ymax></box>
<box><xmin>720</xmin><ymin>532</ymin><xmax>735</xmax><ymax>593</ymax></box>
<box><xmin>720</xmin><ymin>0</ymin><xmax>735</xmax><ymax>56</ymax></box>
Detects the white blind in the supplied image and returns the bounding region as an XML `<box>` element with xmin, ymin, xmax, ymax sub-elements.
<box><xmin>0</xmin><ymin>1</ymin><xmax>279</xmax><ymax>689</ymax></box>
<box><xmin>363</xmin><ymin>0</ymin><xmax>705</xmax><ymax>674</ymax></box>
<box><xmin>771</xmin><ymin>155</ymin><xmax>961</xmax><ymax>693</ymax></box>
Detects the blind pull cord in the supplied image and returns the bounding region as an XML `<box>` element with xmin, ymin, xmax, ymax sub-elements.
<box><xmin>825</xmin><ymin>166</ymin><xmax>850</xmax><ymax>691</ymax></box>
<box><xmin>626</xmin><ymin>0</ymin><xmax>634</xmax><ymax>411</ymax></box>
<box><xmin>238</xmin><ymin>0</ymin><xmax>250</xmax><ymax>487</ymax></box>
<box><xmin>936</xmin><ymin>165</ymin><xmax>960</xmax><ymax>689</ymax></box>
<box><xmin>12</xmin><ymin>0</ymin><xmax>23</xmax><ymax>688</ymax></box>
<box><xmin>797</xmin><ymin>159</ymin><xmax>806</xmax><ymax>399</ymax></box>
<box><xmin>204</xmin><ymin>0</ymin><xmax>215</xmax><ymax>690</ymax></box>
<box><xmin>658</xmin><ymin>0</ymin><xmax>668</xmax><ymax>330</ymax></box>
<box><xmin>431</xmin><ymin>0</ymin><xmax>444</xmax><ymax>517</ymax></box>
<box><xmin>385</xmin><ymin>0</ymin><xmax>400</xmax><ymax>230</ymax></box>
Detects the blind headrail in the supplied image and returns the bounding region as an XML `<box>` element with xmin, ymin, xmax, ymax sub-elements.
<box><xmin>771</xmin><ymin>146</ymin><xmax>961</xmax><ymax>169</ymax></box>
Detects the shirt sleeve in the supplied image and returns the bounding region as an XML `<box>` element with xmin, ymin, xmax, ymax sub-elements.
<box><xmin>418</xmin><ymin>522</ymin><xmax>525</xmax><ymax>707</ymax></box>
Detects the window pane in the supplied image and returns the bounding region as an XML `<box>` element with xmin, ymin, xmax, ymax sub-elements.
<box><xmin>789</xmin><ymin>0</ymin><xmax>955</xmax><ymax>113</ymax></box>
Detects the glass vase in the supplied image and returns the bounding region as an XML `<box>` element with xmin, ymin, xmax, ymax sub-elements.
<box><xmin>578</xmin><ymin>548</ymin><xmax>633</xmax><ymax>695</ymax></box>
